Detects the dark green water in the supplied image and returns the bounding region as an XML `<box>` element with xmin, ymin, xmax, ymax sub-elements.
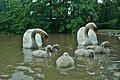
<box><xmin>0</xmin><ymin>34</ymin><xmax>120</xmax><ymax>80</ymax></box>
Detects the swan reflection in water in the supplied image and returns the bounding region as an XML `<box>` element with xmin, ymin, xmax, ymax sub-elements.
<box><xmin>10</xmin><ymin>71</ymin><xmax>34</xmax><ymax>80</ymax></box>
<box><xmin>23</xmin><ymin>48</ymin><xmax>33</xmax><ymax>63</ymax></box>
<box><xmin>23</xmin><ymin>48</ymin><xmax>51</xmax><ymax>66</ymax></box>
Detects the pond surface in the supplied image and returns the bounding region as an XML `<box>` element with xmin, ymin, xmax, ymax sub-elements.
<box><xmin>0</xmin><ymin>33</ymin><xmax>120</xmax><ymax>80</ymax></box>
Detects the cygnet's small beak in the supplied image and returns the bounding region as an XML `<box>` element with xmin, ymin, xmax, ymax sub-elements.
<box><xmin>50</xmin><ymin>49</ymin><xmax>52</xmax><ymax>53</ymax></box>
<box><xmin>56</xmin><ymin>47</ymin><xmax>60</xmax><ymax>50</ymax></box>
<box><xmin>90</xmin><ymin>53</ymin><xmax>95</xmax><ymax>58</ymax></box>
<box><xmin>107</xmin><ymin>45</ymin><xmax>110</xmax><ymax>48</ymax></box>
<box><xmin>91</xmin><ymin>54</ymin><xmax>94</xmax><ymax>58</ymax></box>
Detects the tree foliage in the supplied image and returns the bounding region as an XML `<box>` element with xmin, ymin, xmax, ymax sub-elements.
<box><xmin>0</xmin><ymin>0</ymin><xmax>120</xmax><ymax>35</ymax></box>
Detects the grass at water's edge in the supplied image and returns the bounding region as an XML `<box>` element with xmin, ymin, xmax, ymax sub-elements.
<box><xmin>97</xmin><ymin>29</ymin><xmax>120</xmax><ymax>33</ymax></box>
<box><xmin>0</xmin><ymin>29</ymin><xmax>120</xmax><ymax>35</ymax></box>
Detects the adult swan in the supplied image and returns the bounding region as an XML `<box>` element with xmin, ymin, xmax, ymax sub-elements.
<box><xmin>77</xmin><ymin>22</ymin><xmax>98</xmax><ymax>47</ymax></box>
<box><xmin>23</xmin><ymin>28</ymin><xmax>48</xmax><ymax>49</ymax></box>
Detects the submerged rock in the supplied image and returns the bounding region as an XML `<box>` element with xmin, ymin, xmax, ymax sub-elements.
<box><xmin>16</xmin><ymin>66</ymin><xmax>34</xmax><ymax>73</ymax></box>
<box><xmin>118</xmin><ymin>37</ymin><xmax>120</xmax><ymax>40</ymax></box>
<box><xmin>87</xmin><ymin>71</ymin><xmax>95</xmax><ymax>75</ymax></box>
<box><xmin>35</xmin><ymin>73</ymin><xmax>45</xmax><ymax>78</ymax></box>
<box><xmin>114</xmin><ymin>72</ymin><xmax>120</xmax><ymax>78</ymax></box>
<box><xmin>10</xmin><ymin>71</ymin><xmax>34</xmax><ymax>80</ymax></box>
<box><xmin>16</xmin><ymin>66</ymin><xmax>28</xmax><ymax>71</ymax></box>
<box><xmin>0</xmin><ymin>74</ymin><xmax>10</xmax><ymax>79</ymax></box>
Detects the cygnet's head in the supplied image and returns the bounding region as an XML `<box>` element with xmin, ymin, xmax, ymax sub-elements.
<box><xmin>46</xmin><ymin>45</ymin><xmax>52</xmax><ymax>52</ymax></box>
<box><xmin>52</xmin><ymin>44</ymin><xmax>60</xmax><ymax>50</ymax></box>
<box><xmin>63</xmin><ymin>52</ymin><xmax>69</xmax><ymax>56</ymax></box>
<box><xmin>101</xmin><ymin>41</ymin><xmax>110</xmax><ymax>48</ymax></box>
<box><xmin>47</xmin><ymin>45</ymin><xmax>52</xmax><ymax>48</ymax></box>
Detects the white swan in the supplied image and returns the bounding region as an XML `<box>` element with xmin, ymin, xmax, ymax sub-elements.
<box><xmin>56</xmin><ymin>52</ymin><xmax>74</xmax><ymax>69</ymax></box>
<box><xmin>23</xmin><ymin>28</ymin><xmax>48</xmax><ymax>49</ymax></box>
<box><xmin>77</xmin><ymin>22</ymin><xmax>98</xmax><ymax>47</ymax></box>
<box><xmin>75</xmin><ymin>49</ymin><xmax>95</xmax><ymax>58</ymax></box>
<box><xmin>86</xmin><ymin>41</ymin><xmax>110</xmax><ymax>54</ymax></box>
<box><xmin>32</xmin><ymin>45</ymin><xmax>52</xmax><ymax>58</ymax></box>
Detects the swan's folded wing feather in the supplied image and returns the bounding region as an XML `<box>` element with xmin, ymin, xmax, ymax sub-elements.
<box><xmin>88</xmin><ymin>29</ymin><xmax>98</xmax><ymax>45</ymax></box>
<box><xmin>77</xmin><ymin>27</ymin><xmax>85</xmax><ymax>45</ymax></box>
<box><xmin>35</xmin><ymin>34</ymin><xmax>42</xmax><ymax>48</ymax></box>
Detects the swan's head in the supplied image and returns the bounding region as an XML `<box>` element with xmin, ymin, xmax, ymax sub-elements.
<box><xmin>44</xmin><ymin>35</ymin><xmax>48</xmax><ymax>44</ymax></box>
<box><xmin>63</xmin><ymin>52</ymin><xmax>69</xmax><ymax>56</ymax></box>
<box><xmin>101</xmin><ymin>41</ymin><xmax>110</xmax><ymax>48</ymax></box>
<box><xmin>84</xmin><ymin>22</ymin><xmax>97</xmax><ymax>42</ymax></box>
<box><xmin>36</xmin><ymin>28</ymin><xmax>48</xmax><ymax>43</ymax></box>
<box><xmin>32</xmin><ymin>29</ymin><xmax>48</xmax><ymax>44</ymax></box>
<box><xmin>85</xmin><ymin>22</ymin><xmax>97</xmax><ymax>32</ymax></box>
<box><xmin>40</xmin><ymin>35</ymin><xmax>48</xmax><ymax>48</ymax></box>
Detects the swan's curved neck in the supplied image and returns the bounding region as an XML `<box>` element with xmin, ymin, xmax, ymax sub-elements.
<box><xmin>31</xmin><ymin>29</ymin><xmax>47</xmax><ymax>39</ymax></box>
<box><xmin>31</xmin><ymin>29</ymin><xmax>48</xmax><ymax>48</ymax></box>
<box><xmin>84</xmin><ymin>26</ymin><xmax>89</xmax><ymax>39</ymax></box>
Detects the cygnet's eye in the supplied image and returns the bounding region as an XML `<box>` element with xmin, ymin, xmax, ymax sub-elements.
<box><xmin>91</xmin><ymin>54</ymin><xmax>94</xmax><ymax>58</ymax></box>
<box><xmin>50</xmin><ymin>49</ymin><xmax>52</xmax><ymax>52</ymax></box>
<box><xmin>55</xmin><ymin>46</ymin><xmax>59</xmax><ymax>50</ymax></box>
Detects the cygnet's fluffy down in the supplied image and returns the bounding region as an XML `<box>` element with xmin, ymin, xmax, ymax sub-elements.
<box><xmin>86</xmin><ymin>41</ymin><xmax>110</xmax><ymax>54</ymax></box>
<box><xmin>41</xmin><ymin>44</ymin><xmax>60</xmax><ymax>55</ymax></box>
<box><xmin>56</xmin><ymin>52</ymin><xmax>74</xmax><ymax>69</ymax></box>
<box><xmin>100</xmin><ymin>41</ymin><xmax>110</xmax><ymax>48</ymax></box>
<box><xmin>51</xmin><ymin>44</ymin><xmax>59</xmax><ymax>54</ymax></box>
<box><xmin>32</xmin><ymin>45</ymin><xmax>52</xmax><ymax>58</ymax></box>
<box><xmin>75</xmin><ymin>49</ymin><xmax>95</xmax><ymax>58</ymax></box>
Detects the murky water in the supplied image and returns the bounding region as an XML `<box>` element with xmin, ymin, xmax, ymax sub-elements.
<box><xmin>0</xmin><ymin>33</ymin><xmax>120</xmax><ymax>80</ymax></box>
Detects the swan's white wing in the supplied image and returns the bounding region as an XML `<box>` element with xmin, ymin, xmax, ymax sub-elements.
<box><xmin>35</xmin><ymin>34</ymin><xmax>42</xmax><ymax>48</ymax></box>
<box><xmin>88</xmin><ymin>29</ymin><xmax>98</xmax><ymax>45</ymax></box>
<box><xmin>77</xmin><ymin>27</ymin><xmax>85</xmax><ymax>46</ymax></box>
